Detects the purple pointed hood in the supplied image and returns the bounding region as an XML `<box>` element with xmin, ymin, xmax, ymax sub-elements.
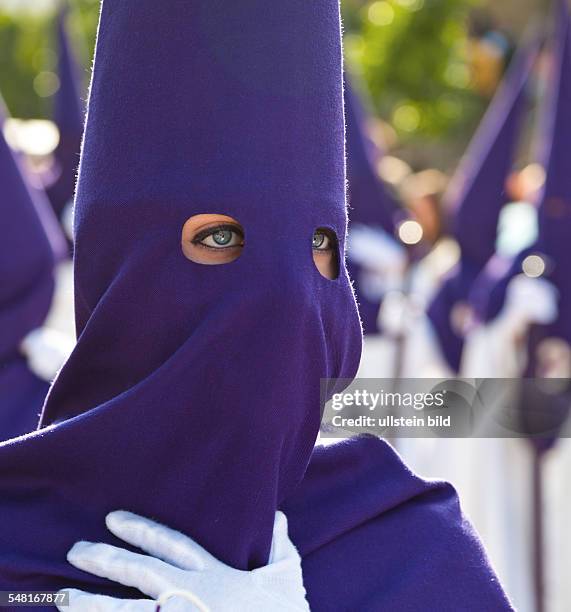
<box><xmin>54</xmin><ymin>4</ymin><xmax>84</xmax><ymax>142</ymax></box>
<box><xmin>345</xmin><ymin>78</ymin><xmax>401</xmax><ymax>233</ymax></box>
<box><xmin>447</xmin><ymin>42</ymin><xmax>536</xmax><ymax>266</ymax></box>
<box><xmin>345</xmin><ymin>78</ymin><xmax>402</xmax><ymax>333</ymax></box>
<box><xmin>44</xmin><ymin>4</ymin><xmax>85</xmax><ymax>221</ymax></box>
<box><xmin>0</xmin><ymin>0</ymin><xmax>361</xmax><ymax>593</ymax></box>
<box><xmin>427</xmin><ymin>40</ymin><xmax>536</xmax><ymax>371</ymax></box>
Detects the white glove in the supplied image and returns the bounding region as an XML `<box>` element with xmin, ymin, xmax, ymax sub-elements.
<box><xmin>501</xmin><ymin>274</ymin><xmax>558</xmax><ymax>331</ymax></box>
<box><xmin>59</xmin><ymin>510</ymin><xmax>309</xmax><ymax>612</ymax></box>
<box><xmin>461</xmin><ymin>275</ymin><xmax>558</xmax><ymax>377</ymax></box>
<box><xmin>20</xmin><ymin>327</ymin><xmax>73</xmax><ymax>382</ymax></box>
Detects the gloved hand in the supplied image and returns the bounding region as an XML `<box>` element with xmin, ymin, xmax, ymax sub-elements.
<box><xmin>20</xmin><ymin>327</ymin><xmax>74</xmax><ymax>382</ymax></box>
<box><xmin>59</xmin><ymin>510</ymin><xmax>309</xmax><ymax>612</ymax></box>
<box><xmin>461</xmin><ymin>275</ymin><xmax>558</xmax><ymax>377</ymax></box>
<box><xmin>501</xmin><ymin>274</ymin><xmax>558</xmax><ymax>332</ymax></box>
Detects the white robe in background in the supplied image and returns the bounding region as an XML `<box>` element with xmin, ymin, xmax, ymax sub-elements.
<box><xmin>396</xmin><ymin>274</ymin><xmax>558</xmax><ymax>612</ymax></box>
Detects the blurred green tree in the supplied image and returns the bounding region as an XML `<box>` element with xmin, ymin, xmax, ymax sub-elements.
<box><xmin>342</xmin><ymin>0</ymin><xmax>485</xmax><ymax>141</ymax></box>
<box><xmin>1</xmin><ymin>0</ymin><xmax>485</xmax><ymax>147</ymax></box>
<box><xmin>0</xmin><ymin>0</ymin><xmax>98</xmax><ymax>118</ymax></box>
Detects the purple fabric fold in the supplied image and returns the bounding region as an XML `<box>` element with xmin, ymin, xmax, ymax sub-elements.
<box><xmin>0</xmin><ymin>358</ymin><xmax>48</xmax><ymax>441</ymax></box>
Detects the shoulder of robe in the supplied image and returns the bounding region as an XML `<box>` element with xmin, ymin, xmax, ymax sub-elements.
<box><xmin>283</xmin><ymin>435</ymin><xmax>514</xmax><ymax>611</ymax></box>
<box><xmin>283</xmin><ymin>435</ymin><xmax>459</xmax><ymax>553</ymax></box>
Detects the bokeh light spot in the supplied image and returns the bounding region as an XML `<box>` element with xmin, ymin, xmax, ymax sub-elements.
<box><xmin>368</xmin><ymin>1</ymin><xmax>395</xmax><ymax>26</ymax></box>
<box><xmin>398</xmin><ymin>220</ymin><xmax>423</xmax><ymax>245</ymax></box>
<box><xmin>33</xmin><ymin>71</ymin><xmax>60</xmax><ymax>98</ymax></box>
<box><xmin>393</xmin><ymin>104</ymin><xmax>421</xmax><ymax>132</ymax></box>
<box><xmin>522</xmin><ymin>254</ymin><xmax>546</xmax><ymax>278</ymax></box>
<box><xmin>395</xmin><ymin>0</ymin><xmax>425</xmax><ymax>11</ymax></box>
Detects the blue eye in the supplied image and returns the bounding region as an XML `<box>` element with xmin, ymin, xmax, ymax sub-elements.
<box><xmin>193</xmin><ymin>225</ymin><xmax>244</xmax><ymax>249</ymax></box>
<box><xmin>211</xmin><ymin>229</ymin><xmax>233</xmax><ymax>246</ymax></box>
<box><xmin>312</xmin><ymin>230</ymin><xmax>332</xmax><ymax>251</ymax></box>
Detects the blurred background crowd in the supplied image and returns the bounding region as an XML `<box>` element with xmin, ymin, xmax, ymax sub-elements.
<box><xmin>1</xmin><ymin>0</ymin><xmax>571</xmax><ymax>611</ymax></box>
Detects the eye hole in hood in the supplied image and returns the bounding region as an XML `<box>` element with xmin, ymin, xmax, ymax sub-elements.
<box><xmin>312</xmin><ymin>227</ymin><xmax>339</xmax><ymax>280</ymax></box>
<box><xmin>182</xmin><ymin>214</ymin><xmax>245</xmax><ymax>265</ymax></box>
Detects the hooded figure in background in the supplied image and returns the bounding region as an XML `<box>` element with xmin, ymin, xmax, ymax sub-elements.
<box><xmin>461</xmin><ymin>7</ymin><xmax>571</xmax><ymax>609</ymax></box>
<box><xmin>0</xmin><ymin>1</ymin><xmax>510</xmax><ymax>610</ymax></box>
<box><xmin>408</xmin><ymin>39</ymin><xmax>536</xmax><ymax>375</ymax></box>
<box><xmin>395</xmin><ymin>38</ymin><xmax>539</xmax><ymax>610</ymax></box>
<box><xmin>0</xmin><ymin>99</ymin><xmax>69</xmax><ymax>441</ymax></box>
<box><xmin>43</xmin><ymin>3</ymin><xmax>85</xmax><ymax>241</ymax></box>
<box><xmin>465</xmin><ymin>0</ymin><xmax>571</xmax><ymax>444</ymax></box>
<box><xmin>344</xmin><ymin>79</ymin><xmax>407</xmax><ymax>378</ymax></box>
<box><xmin>345</xmin><ymin>79</ymin><xmax>405</xmax><ymax>338</ymax></box>
<box><xmin>404</xmin><ymin>6</ymin><xmax>571</xmax><ymax>610</ymax></box>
